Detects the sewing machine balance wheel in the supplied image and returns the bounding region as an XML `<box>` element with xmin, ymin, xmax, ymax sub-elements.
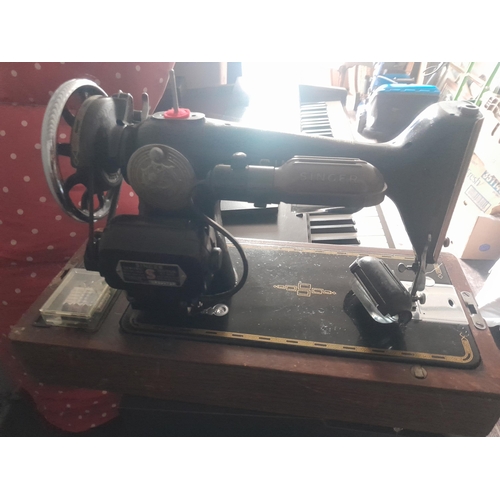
<box><xmin>41</xmin><ymin>78</ymin><xmax>122</xmax><ymax>223</ymax></box>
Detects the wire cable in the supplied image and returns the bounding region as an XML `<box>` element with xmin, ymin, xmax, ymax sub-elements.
<box><xmin>190</xmin><ymin>183</ymin><xmax>249</xmax><ymax>300</ymax></box>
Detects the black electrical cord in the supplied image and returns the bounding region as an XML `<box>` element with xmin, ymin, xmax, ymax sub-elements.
<box><xmin>190</xmin><ymin>182</ymin><xmax>249</xmax><ymax>300</ymax></box>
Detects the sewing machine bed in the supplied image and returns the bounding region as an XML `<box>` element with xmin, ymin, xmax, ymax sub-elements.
<box><xmin>121</xmin><ymin>243</ymin><xmax>480</xmax><ymax>369</ymax></box>
<box><xmin>10</xmin><ymin>239</ymin><xmax>500</xmax><ymax>436</ymax></box>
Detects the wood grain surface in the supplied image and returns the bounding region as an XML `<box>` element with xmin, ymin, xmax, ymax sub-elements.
<box><xmin>10</xmin><ymin>240</ymin><xmax>500</xmax><ymax>436</ymax></box>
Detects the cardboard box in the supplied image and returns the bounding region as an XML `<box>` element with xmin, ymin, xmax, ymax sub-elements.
<box><xmin>447</xmin><ymin>153</ymin><xmax>500</xmax><ymax>260</ymax></box>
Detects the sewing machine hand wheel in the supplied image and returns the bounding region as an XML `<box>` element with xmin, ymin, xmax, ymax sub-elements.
<box><xmin>41</xmin><ymin>78</ymin><xmax>122</xmax><ymax>223</ymax></box>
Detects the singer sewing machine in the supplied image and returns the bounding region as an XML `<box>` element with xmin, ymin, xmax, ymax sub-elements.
<box><xmin>10</xmin><ymin>77</ymin><xmax>500</xmax><ymax>435</ymax></box>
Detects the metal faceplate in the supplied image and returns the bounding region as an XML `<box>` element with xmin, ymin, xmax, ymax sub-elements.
<box><xmin>401</xmin><ymin>281</ymin><xmax>468</xmax><ymax>325</ymax></box>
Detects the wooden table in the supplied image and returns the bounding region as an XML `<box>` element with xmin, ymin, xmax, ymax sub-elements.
<box><xmin>9</xmin><ymin>240</ymin><xmax>500</xmax><ymax>436</ymax></box>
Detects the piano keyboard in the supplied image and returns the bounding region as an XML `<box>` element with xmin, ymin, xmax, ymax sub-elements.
<box><xmin>307</xmin><ymin>212</ymin><xmax>359</xmax><ymax>245</ymax></box>
<box><xmin>300</xmin><ymin>102</ymin><xmax>334</xmax><ymax>137</ymax></box>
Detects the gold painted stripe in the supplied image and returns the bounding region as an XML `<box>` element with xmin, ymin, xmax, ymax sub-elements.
<box><xmin>153</xmin><ymin>325</ymin><xmax>474</xmax><ymax>364</ymax></box>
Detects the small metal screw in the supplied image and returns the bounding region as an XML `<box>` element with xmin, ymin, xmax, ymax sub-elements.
<box><xmin>212</xmin><ymin>304</ymin><xmax>229</xmax><ymax>317</ymax></box>
<box><xmin>411</xmin><ymin>365</ymin><xmax>427</xmax><ymax>379</ymax></box>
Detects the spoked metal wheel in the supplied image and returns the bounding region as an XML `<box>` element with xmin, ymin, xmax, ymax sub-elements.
<box><xmin>41</xmin><ymin>78</ymin><xmax>122</xmax><ymax>223</ymax></box>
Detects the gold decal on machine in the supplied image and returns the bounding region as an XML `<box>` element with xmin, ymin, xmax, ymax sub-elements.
<box><xmin>273</xmin><ymin>281</ymin><xmax>336</xmax><ymax>297</ymax></box>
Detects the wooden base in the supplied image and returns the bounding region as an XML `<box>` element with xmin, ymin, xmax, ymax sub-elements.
<box><xmin>10</xmin><ymin>240</ymin><xmax>500</xmax><ymax>436</ymax></box>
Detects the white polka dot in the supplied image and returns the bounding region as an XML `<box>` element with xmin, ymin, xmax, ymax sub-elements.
<box><xmin>26</xmin><ymin>256</ymin><xmax>33</xmax><ymax>262</ymax></box>
<box><xmin>38</xmin><ymin>382</ymin><xmax>44</xmax><ymax>386</ymax></box>
<box><xmin>10</xmin><ymin>262</ymin><xmax>17</xmax><ymax>266</ymax></box>
<box><xmin>48</xmin><ymin>91</ymin><xmax>53</xmax><ymax>96</ymax></box>
<box><xmin>39</xmin><ymin>196</ymin><xmax>46</xmax><ymax>202</ymax></box>
<box><xmin>59</xmin><ymin>133</ymin><xmax>67</xmax><ymax>139</ymax></box>
<box><xmin>30</xmin><ymin>272</ymin><xmax>36</xmax><ymax>278</ymax></box>
<box><xmin>24</xmin><ymin>176</ymin><xmax>30</xmax><ymax>182</ymax></box>
<box><xmin>55</xmin><ymin>215</ymin><xmax>62</xmax><ymax>221</ymax></box>
<box><xmin>59</xmin><ymin>412</ymin><xmax>64</xmax><ymax>416</ymax></box>
<box><xmin>136</xmin><ymin>65</ymin><xmax>141</xmax><ymax>71</ymax></box>
<box><xmin>11</xmin><ymin>355</ymin><xmax>16</xmax><ymax>360</ymax></box>
<box><xmin>115</xmin><ymin>72</ymin><xmax>121</xmax><ymax>79</ymax></box>
<box><xmin>102</xmin><ymin>390</ymin><xmax>108</xmax><ymax>394</ymax></box>
<box><xmin>10</xmin><ymin>153</ymin><xmax>17</xmax><ymax>160</ymax></box>
<box><xmin>58</xmin><ymin>390</ymin><xmax>63</xmax><ymax>394</ymax></box>
<box><xmin>67</xmin><ymin>423</ymin><xmax>72</xmax><ymax>427</ymax></box>
<box><xmin>78</xmin><ymin>415</ymin><xmax>82</xmax><ymax>419</ymax></box>
<box><xmin>143</xmin><ymin>87</ymin><xmax>148</xmax><ymax>93</ymax></box>
<box><xmin>12</xmin><ymin>102</ymin><xmax>18</xmax><ymax>106</ymax></box>
<box><xmin>11</xmin><ymin>70</ymin><xmax>17</xmax><ymax>77</ymax></box>
<box><xmin>102</xmin><ymin>413</ymin><xmax>107</xmax><ymax>417</ymax></box>
<box><xmin>34</xmin><ymin>63</ymin><xmax>41</xmax><ymax>70</ymax></box>
<box><xmin>159</xmin><ymin>78</ymin><xmax>164</xmax><ymax>83</ymax></box>
<box><xmin>91</xmin><ymin>424</ymin><xmax>96</xmax><ymax>428</ymax></box>
<box><xmin>129</xmin><ymin>191</ymin><xmax>134</xmax><ymax>197</ymax></box>
<box><xmin>70</xmin><ymin>232</ymin><xmax>76</xmax><ymax>237</ymax></box>
<box><xmin>31</xmin><ymin>228</ymin><xmax>38</xmax><ymax>234</ymax></box>
<box><xmin>0</xmin><ymin>130</ymin><xmax>5</xmax><ymax>136</ymax></box>
<box><xmin>66</xmin><ymin>404</ymin><xmax>71</xmax><ymax>408</ymax></box>
<box><xmin>60</xmin><ymin>62</ymin><xmax>65</xmax><ymax>65</ymax></box>
<box><xmin>15</xmin><ymin>288</ymin><xmax>21</xmax><ymax>294</ymax></box>
<box><xmin>29</xmin><ymin>98</ymin><xmax>34</xmax><ymax>102</ymax></box>
<box><xmin>85</xmin><ymin>410</ymin><xmax>90</xmax><ymax>414</ymax></box>
<box><xmin>93</xmin><ymin>401</ymin><xmax>98</xmax><ymax>405</ymax></box>
<box><xmin>3</xmin><ymin>187</ymin><xmax>8</xmax><ymax>193</ymax></box>
<box><xmin>0</xmin><ymin>220</ymin><xmax>2</xmax><ymax>224</ymax></box>
<box><xmin>21</xmin><ymin>120</ymin><xmax>28</xmax><ymax>127</ymax></box>
<box><xmin>35</xmin><ymin>143</ymin><xmax>41</xmax><ymax>149</ymax></box>
<box><xmin>2</xmin><ymin>301</ymin><xmax>7</xmax><ymax>306</ymax></box>
<box><xmin>47</xmin><ymin>245</ymin><xmax>54</xmax><ymax>250</ymax></box>
<box><xmin>10</xmin><ymin>240</ymin><xmax>17</xmax><ymax>245</ymax></box>
<box><xmin>111</xmin><ymin>404</ymin><xmax>117</xmax><ymax>408</ymax></box>
<box><xmin>17</xmin><ymin>209</ymin><xmax>24</xmax><ymax>215</ymax></box>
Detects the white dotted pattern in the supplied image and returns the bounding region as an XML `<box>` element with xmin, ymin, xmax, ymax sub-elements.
<box><xmin>0</xmin><ymin>61</ymin><xmax>172</xmax><ymax>433</ymax></box>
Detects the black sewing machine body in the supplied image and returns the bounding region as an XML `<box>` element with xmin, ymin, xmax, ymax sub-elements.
<box><xmin>40</xmin><ymin>78</ymin><xmax>486</xmax><ymax>369</ymax></box>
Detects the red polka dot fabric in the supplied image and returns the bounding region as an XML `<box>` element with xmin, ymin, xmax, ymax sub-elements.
<box><xmin>0</xmin><ymin>62</ymin><xmax>175</xmax><ymax>432</ymax></box>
